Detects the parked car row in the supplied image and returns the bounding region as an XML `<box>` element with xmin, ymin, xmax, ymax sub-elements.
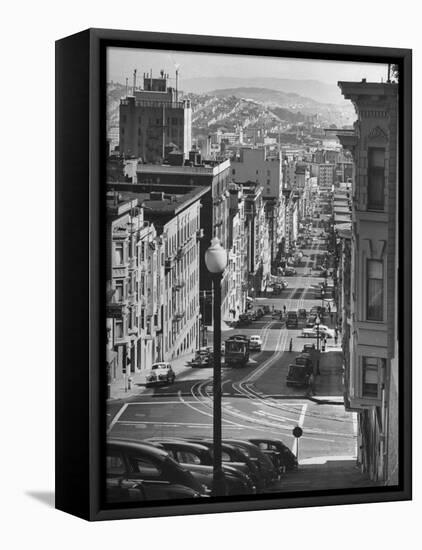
<box><xmin>107</xmin><ymin>436</ymin><xmax>298</xmax><ymax>502</ymax></box>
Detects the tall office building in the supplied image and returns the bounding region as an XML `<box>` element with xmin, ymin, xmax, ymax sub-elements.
<box><xmin>119</xmin><ymin>70</ymin><xmax>192</xmax><ymax>161</ymax></box>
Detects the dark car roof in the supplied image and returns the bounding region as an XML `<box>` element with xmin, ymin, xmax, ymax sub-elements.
<box><xmin>150</xmin><ymin>439</ymin><xmax>211</xmax><ymax>453</ymax></box>
<box><xmin>108</xmin><ymin>438</ymin><xmax>169</xmax><ymax>459</ymax></box>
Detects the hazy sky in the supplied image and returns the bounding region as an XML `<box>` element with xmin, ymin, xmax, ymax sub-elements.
<box><xmin>107</xmin><ymin>46</ymin><xmax>388</xmax><ymax>89</ymax></box>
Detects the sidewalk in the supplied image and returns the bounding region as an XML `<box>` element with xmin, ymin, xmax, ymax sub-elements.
<box><xmin>312</xmin><ymin>349</ymin><xmax>344</xmax><ymax>402</ymax></box>
<box><xmin>107</xmin><ymin>351</ymin><xmax>196</xmax><ymax>401</ymax></box>
<box><xmin>271</xmin><ymin>459</ymin><xmax>380</xmax><ymax>492</ymax></box>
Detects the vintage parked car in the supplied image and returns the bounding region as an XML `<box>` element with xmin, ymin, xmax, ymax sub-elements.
<box><xmin>222</xmin><ymin>439</ymin><xmax>278</xmax><ymax>487</ymax></box>
<box><xmin>318</xmin><ymin>325</ymin><xmax>335</xmax><ymax>338</ymax></box>
<box><xmin>284</xmin><ymin>267</ymin><xmax>297</xmax><ymax>276</ymax></box>
<box><xmin>145</xmin><ymin>362</ymin><xmax>176</xmax><ymax>386</ymax></box>
<box><xmin>146</xmin><ymin>439</ymin><xmax>256</xmax><ymax>496</ymax></box>
<box><xmin>306</xmin><ymin>315</ymin><xmax>317</xmax><ymax>328</ymax></box>
<box><xmin>187</xmin><ymin>439</ymin><xmax>265</xmax><ymax>493</ymax></box>
<box><xmin>298</xmin><ymin>308</ymin><xmax>307</xmax><ymax>319</ymax></box>
<box><xmin>249</xmin><ymin>438</ymin><xmax>298</xmax><ymax>472</ymax></box>
<box><xmin>107</xmin><ymin>439</ymin><xmax>207</xmax><ymax>501</ymax></box>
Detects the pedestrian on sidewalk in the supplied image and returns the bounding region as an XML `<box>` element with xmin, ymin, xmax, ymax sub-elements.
<box><xmin>283</xmin><ymin>305</ymin><xmax>286</xmax><ymax>315</ymax></box>
<box><xmin>321</xmin><ymin>338</ymin><xmax>326</xmax><ymax>353</ymax></box>
<box><xmin>334</xmin><ymin>334</ymin><xmax>338</xmax><ymax>345</ymax></box>
<box><xmin>289</xmin><ymin>338</ymin><xmax>293</xmax><ymax>352</ymax></box>
<box><xmin>307</xmin><ymin>373</ymin><xmax>315</xmax><ymax>396</ymax></box>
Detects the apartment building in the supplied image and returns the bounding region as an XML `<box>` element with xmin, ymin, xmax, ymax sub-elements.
<box><xmin>106</xmin><ymin>194</ymin><xmax>161</xmax><ymax>388</ymax></box>
<box><xmin>338</xmin><ymin>80</ymin><xmax>399</xmax><ymax>484</ymax></box>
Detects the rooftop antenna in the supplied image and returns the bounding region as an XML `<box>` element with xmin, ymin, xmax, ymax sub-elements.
<box><xmin>133</xmin><ymin>69</ymin><xmax>137</xmax><ymax>94</ymax></box>
<box><xmin>125</xmin><ymin>77</ymin><xmax>128</xmax><ymax>96</ymax></box>
<box><xmin>175</xmin><ymin>65</ymin><xmax>180</xmax><ymax>102</ymax></box>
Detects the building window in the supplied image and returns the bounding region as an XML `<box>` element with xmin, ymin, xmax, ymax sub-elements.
<box><xmin>367</xmin><ymin>259</ymin><xmax>383</xmax><ymax>321</ymax></box>
<box><xmin>367</xmin><ymin>147</ymin><xmax>385</xmax><ymax>210</ymax></box>
<box><xmin>115</xmin><ymin>320</ymin><xmax>123</xmax><ymax>339</ymax></box>
<box><xmin>114</xmin><ymin>243</ymin><xmax>124</xmax><ymax>265</ymax></box>
<box><xmin>115</xmin><ymin>280</ymin><xmax>124</xmax><ymax>302</ymax></box>
<box><xmin>362</xmin><ymin>357</ymin><xmax>380</xmax><ymax>398</ymax></box>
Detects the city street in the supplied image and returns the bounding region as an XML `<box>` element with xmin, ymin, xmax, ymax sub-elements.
<box><xmin>107</xmin><ymin>228</ymin><xmax>377</xmax><ymax>491</ymax></box>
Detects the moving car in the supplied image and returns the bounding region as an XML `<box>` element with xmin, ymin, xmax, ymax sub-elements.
<box><xmin>107</xmin><ymin>439</ymin><xmax>207</xmax><ymax>501</ymax></box>
<box><xmin>249</xmin><ymin>335</ymin><xmax>263</xmax><ymax>351</ymax></box>
<box><xmin>249</xmin><ymin>438</ymin><xmax>298</xmax><ymax>472</ymax></box>
<box><xmin>286</xmin><ymin>311</ymin><xmax>299</xmax><ymax>328</ymax></box>
<box><xmin>295</xmin><ymin>353</ymin><xmax>313</xmax><ymax>371</ymax></box>
<box><xmin>302</xmin><ymin>343</ymin><xmax>316</xmax><ymax>353</ymax></box>
<box><xmin>286</xmin><ymin>364</ymin><xmax>311</xmax><ymax>387</ymax></box>
<box><xmin>146</xmin><ymin>362</ymin><xmax>176</xmax><ymax>386</ymax></box>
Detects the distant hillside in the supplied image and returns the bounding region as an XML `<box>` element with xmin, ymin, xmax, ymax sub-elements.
<box><xmin>209</xmin><ymin>87</ymin><xmax>322</xmax><ymax>109</ymax></box>
<box><xmin>182</xmin><ymin>76</ymin><xmax>346</xmax><ymax>105</ymax></box>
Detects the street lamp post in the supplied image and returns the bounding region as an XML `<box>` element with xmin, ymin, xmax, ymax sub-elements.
<box><xmin>205</xmin><ymin>237</ymin><xmax>228</xmax><ymax>497</ymax></box>
<box><xmin>315</xmin><ymin>314</ymin><xmax>321</xmax><ymax>352</ymax></box>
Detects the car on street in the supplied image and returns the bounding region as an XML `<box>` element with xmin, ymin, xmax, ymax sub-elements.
<box><xmin>302</xmin><ymin>327</ymin><xmax>318</xmax><ymax>338</ymax></box>
<box><xmin>284</xmin><ymin>267</ymin><xmax>297</xmax><ymax>276</ymax></box>
<box><xmin>187</xmin><ymin>439</ymin><xmax>265</xmax><ymax>493</ymax></box>
<box><xmin>295</xmin><ymin>353</ymin><xmax>313</xmax><ymax>371</ymax></box>
<box><xmin>222</xmin><ymin>439</ymin><xmax>278</xmax><ymax>487</ymax></box>
<box><xmin>306</xmin><ymin>315</ymin><xmax>317</xmax><ymax>328</ymax></box>
<box><xmin>298</xmin><ymin>308</ymin><xmax>307</xmax><ymax>319</ymax></box>
<box><xmin>302</xmin><ymin>343</ymin><xmax>316</xmax><ymax>353</ymax></box>
<box><xmin>107</xmin><ymin>439</ymin><xmax>207</xmax><ymax>501</ymax></box>
<box><xmin>318</xmin><ymin>325</ymin><xmax>335</xmax><ymax>338</ymax></box>
<box><xmin>286</xmin><ymin>311</ymin><xmax>298</xmax><ymax>328</ymax></box>
<box><xmin>286</xmin><ymin>364</ymin><xmax>311</xmax><ymax>387</ymax></box>
<box><xmin>238</xmin><ymin>313</ymin><xmax>250</xmax><ymax>326</ymax></box>
<box><xmin>249</xmin><ymin>335</ymin><xmax>262</xmax><ymax>351</ymax></box>
<box><xmin>249</xmin><ymin>438</ymin><xmax>298</xmax><ymax>472</ymax></box>
<box><xmin>146</xmin><ymin>439</ymin><xmax>256</xmax><ymax>495</ymax></box>
<box><xmin>145</xmin><ymin>362</ymin><xmax>176</xmax><ymax>386</ymax></box>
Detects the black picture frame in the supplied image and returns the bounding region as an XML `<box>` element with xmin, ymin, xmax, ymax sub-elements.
<box><xmin>55</xmin><ymin>28</ymin><xmax>412</xmax><ymax>521</ymax></box>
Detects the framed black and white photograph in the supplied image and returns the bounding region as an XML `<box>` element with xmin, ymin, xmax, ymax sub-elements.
<box><xmin>55</xmin><ymin>28</ymin><xmax>412</xmax><ymax>521</ymax></box>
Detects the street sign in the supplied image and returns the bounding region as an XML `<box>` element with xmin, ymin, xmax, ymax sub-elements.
<box><xmin>293</xmin><ymin>426</ymin><xmax>303</xmax><ymax>438</ymax></box>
